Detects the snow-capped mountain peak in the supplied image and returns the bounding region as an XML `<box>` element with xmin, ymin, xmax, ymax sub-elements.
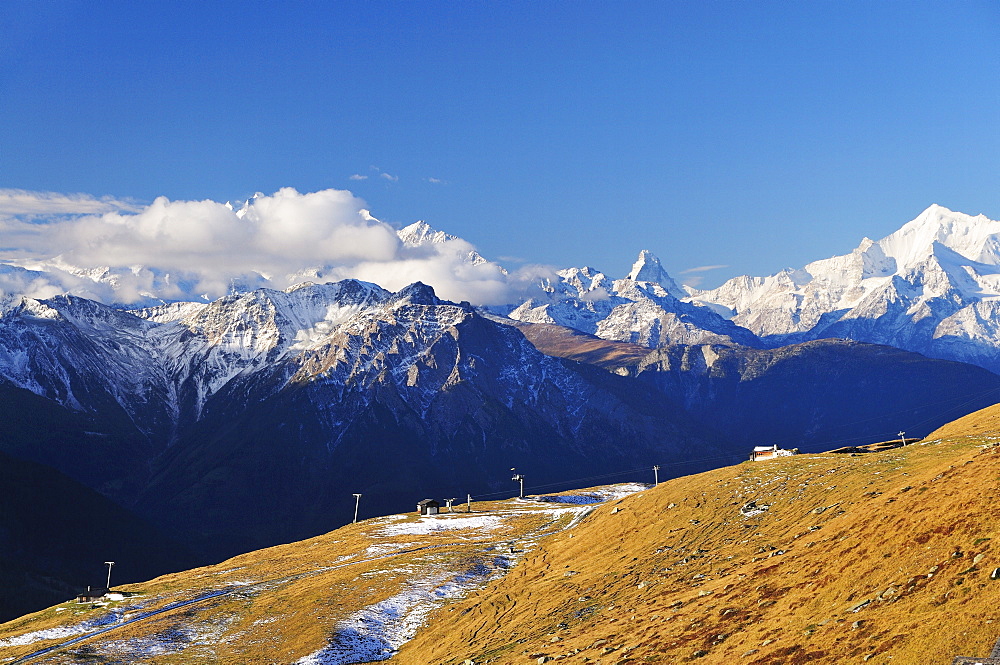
<box><xmin>624</xmin><ymin>250</ymin><xmax>686</xmax><ymax>299</ymax></box>
<box><xmin>398</xmin><ymin>221</ymin><xmax>456</xmax><ymax>247</ymax></box>
<box><xmin>689</xmin><ymin>205</ymin><xmax>1000</xmax><ymax>373</ymax></box>
<box><xmin>396</xmin><ymin>220</ymin><xmax>491</xmax><ymax>268</ymax></box>
<box><xmin>877</xmin><ymin>204</ymin><xmax>1000</xmax><ymax>269</ymax></box>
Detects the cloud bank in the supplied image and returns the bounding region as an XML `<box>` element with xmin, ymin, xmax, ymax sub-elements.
<box><xmin>0</xmin><ymin>189</ymin><xmax>140</xmax><ymax>217</ymax></box>
<box><xmin>0</xmin><ymin>187</ymin><xmax>550</xmax><ymax>306</ymax></box>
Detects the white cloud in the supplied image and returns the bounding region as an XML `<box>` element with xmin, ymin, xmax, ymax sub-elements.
<box><xmin>678</xmin><ymin>265</ymin><xmax>729</xmax><ymax>289</ymax></box>
<box><xmin>349</xmin><ymin>174</ymin><xmax>368</xmax><ymax>181</ymax></box>
<box><xmin>0</xmin><ymin>188</ymin><xmax>532</xmax><ymax>307</ymax></box>
<box><xmin>580</xmin><ymin>286</ymin><xmax>610</xmax><ymax>302</ymax></box>
<box><xmin>0</xmin><ymin>189</ymin><xmax>140</xmax><ymax>217</ymax></box>
<box><xmin>426</xmin><ymin>177</ymin><xmax>444</xmax><ymax>184</ymax></box>
<box><xmin>379</xmin><ymin>172</ymin><xmax>399</xmax><ymax>182</ymax></box>
<box><xmin>679</xmin><ymin>264</ymin><xmax>728</xmax><ymax>274</ymax></box>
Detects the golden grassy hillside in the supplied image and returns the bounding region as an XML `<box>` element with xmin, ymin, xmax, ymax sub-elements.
<box><xmin>0</xmin><ymin>492</ymin><xmax>632</xmax><ymax>664</ymax></box>
<box><xmin>3</xmin><ymin>431</ymin><xmax>1000</xmax><ymax>665</ymax></box>
<box><xmin>926</xmin><ymin>402</ymin><xmax>1000</xmax><ymax>440</ymax></box>
<box><xmin>398</xmin><ymin>437</ymin><xmax>1000</xmax><ymax>665</ymax></box>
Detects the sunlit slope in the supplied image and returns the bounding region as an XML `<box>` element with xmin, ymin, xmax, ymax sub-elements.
<box><xmin>0</xmin><ymin>494</ymin><xmax>618</xmax><ymax>664</ymax></box>
<box><xmin>4</xmin><ymin>435</ymin><xmax>1000</xmax><ymax>665</ymax></box>
<box><xmin>398</xmin><ymin>438</ymin><xmax>1000</xmax><ymax>665</ymax></box>
<box><xmin>925</xmin><ymin>402</ymin><xmax>1000</xmax><ymax>440</ymax></box>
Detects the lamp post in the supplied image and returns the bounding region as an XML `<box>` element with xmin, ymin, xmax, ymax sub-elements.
<box><xmin>511</xmin><ymin>469</ymin><xmax>525</xmax><ymax>499</ymax></box>
<box><xmin>104</xmin><ymin>561</ymin><xmax>115</xmax><ymax>591</ymax></box>
<box><xmin>352</xmin><ymin>493</ymin><xmax>362</xmax><ymax>523</ymax></box>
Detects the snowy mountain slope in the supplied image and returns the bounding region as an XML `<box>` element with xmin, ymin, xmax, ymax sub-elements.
<box><xmin>136</xmin><ymin>283</ymin><xmax>723</xmax><ymax>557</ymax></box>
<box><xmin>502</xmin><ymin>250</ymin><xmax>760</xmax><ymax>348</ymax></box>
<box><xmin>0</xmin><ymin>281</ymin><xmax>401</xmax><ymax>436</ymax></box>
<box><xmin>689</xmin><ymin>205</ymin><xmax>1000</xmax><ymax>372</ymax></box>
<box><xmin>397</xmin><ymin>220</ymin><xmax>490</xmax><ymax>267</ymax></box>
<box><xmin>0</xmin><ymin>295</ymin><xmax>177</xmax><ymax>438</ymax></box>
<box><xmin>0</xmin><ymin>280</ymin><xmax>723</xmax><ymax>560</ymax></box>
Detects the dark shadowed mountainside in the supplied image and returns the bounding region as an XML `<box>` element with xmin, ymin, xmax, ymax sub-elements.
<box><xmin>0</xmin><ymin>449</ymin><xmax>197</xmax><ymax>622</ymax></box>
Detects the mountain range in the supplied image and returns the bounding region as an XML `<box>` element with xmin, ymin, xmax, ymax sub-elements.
<box><xmin>499</xmin><ymin>204</ymin><xmax>1000</xmax><ymax>375</ymax></box>
<box><xmin>7</xmin><ymin>203</ymin><xmax>1000</xmax><ymax>374</ymax></box>
<box><xmin>0</xmin><ymin>280</ymin><xmax>723</xmax><ymax>562</ymax></box>
<box><xmin>4</xmin><ymin>202</ymin><xmax>1000</xmax><ymax>621</ymax></box>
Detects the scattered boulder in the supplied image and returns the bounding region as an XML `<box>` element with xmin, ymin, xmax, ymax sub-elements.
<box><xmin>848</xmin><ymin>599</ymin><xmax>871</xmax><ymax>612</ymax></box>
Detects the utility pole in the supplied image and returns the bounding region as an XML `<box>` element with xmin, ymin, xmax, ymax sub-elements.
<box><xmin>104</xmin><ymin>562</ymin><xmax>115</xmax><ymax>591</ymax></box>
<box><xmin>653</xmin><ymin>465</ymin><xmax>660</xmax><ymax>486</ymax></box>
<box><xmin>511</xmin><ymin>469</ymin><xmax>525</xmax><ymax>499</ymax></box>
<box><xmin>467</xmin><ymin>493</ymin><xmax>472</xmax><ymax>513</ymax></box>
<box><xmin>352</xmin><ymin>493</ymin><xmax>362</xmax><ymax>523</ymax></box>
<box><xmin>898</xmin><ymin>431</ymin><xmax>906</xmax><ymax>446</ymax></box>
<box><xmin>445</xmin><ymin>498</ymin><xmax>457</xmax><ymax>513</ymax></box>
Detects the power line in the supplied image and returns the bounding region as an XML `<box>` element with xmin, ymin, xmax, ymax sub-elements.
<box><xmin>468</xmin><ymin>453</ymin><xmax>746</xmax><ymax>501</ymax></box>
<box><xmin>745</xmin><ymin>384</ymin><xmax>1000</xmax><ymax>453</ymax></box>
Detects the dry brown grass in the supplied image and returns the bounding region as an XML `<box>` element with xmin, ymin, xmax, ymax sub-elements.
<box><xmin>926</xmin><ymin>402</ymin><xmax>1000</xmax><ymax>440</ymax></box>
<box><xmin>509</xmin><ymin>321</ymin><xmax>651</xmax><ymax>369</ymax></box>
<box><xmin>0</xmin><ymin>503</ymin><xmax>555</xmax><ymax>663</ymax></box>
<box><xmin>397</xmin><ymin>437</ymin><xmax>1000</xmax><ymax>665</ymax></box>
<box><xmin>4</xmin><ymin>434</ymin><xmax>1000</xmax><ymax>665</ymax></box>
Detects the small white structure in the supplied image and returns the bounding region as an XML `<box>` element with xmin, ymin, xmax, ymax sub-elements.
<box><xmin>417</xmin><ymin>498</ymin><xmax>440</xmax><ymax>515</ymax></box>
<box><xmin>750</xmin><ymin>445</ymin><xmax>799</xmax><ymax>461</ymax></box>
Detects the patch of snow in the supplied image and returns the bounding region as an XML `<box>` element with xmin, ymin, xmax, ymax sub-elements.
<box><xmin>530</xmin><ymin>482</ymin><xmax>648</xmax><ymax>505</ymax></box>
<box><xmin>0</xmin><ymin>608</ymin><xmax>127</xmax><ymax>647</ymax></box>
<box><xmin>295</xmin><ymin>562</ymin><xmax>499</xmax><ymax>665</ymax></box>
<box><xmin>535</xmin><ymin>494</ymin><xmax>606</xmax><ymax>504</ymax></box>
<box><xmin>362</xmin><ymin>542</ymin><xmax>418</xmax><ymax>558</ymax></box>
<box><xmin>377</xmin><ymin>514</ymin><xmax>505</xmax><ymax>537</ymax></box>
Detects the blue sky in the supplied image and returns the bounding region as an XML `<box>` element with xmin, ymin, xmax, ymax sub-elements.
<box><xmin>2</xmin><ymin>1</ymin><xmax>998</xmax><ymax>289</ymax></box>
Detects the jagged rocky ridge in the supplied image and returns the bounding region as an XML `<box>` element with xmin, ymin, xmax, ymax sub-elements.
<box><xmin>499</xmin><ymin>250</ymin><xmax>760</xmax><ymax>348</ymax></box>
<box><xmin>0</xmin><ymin>280</ymin><xmax>723</xmax><ymax>559</ymax></box>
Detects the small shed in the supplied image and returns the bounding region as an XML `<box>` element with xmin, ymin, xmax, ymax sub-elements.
<box><xmin>750</xmin><ymin>445</ymin><xmax>799</xmax><ymax>461</ymax></box>
<box><xmin>75</xmin><ymin>586</ymin><xmax>108</xmax><ymax>603</ymax></box>
<box><xmin>417</xmin><ymin>498</ymin><xmax>441</xmax><ymax>515</ymax></box>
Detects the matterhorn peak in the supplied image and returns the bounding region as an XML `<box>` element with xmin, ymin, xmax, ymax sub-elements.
<box><xmin>624</xmin><ymin>250</ymin><xmax>686</xmax><ymax>298</ymax></box>
<box><xmin>627</xmin><ymin>250</ymin><xmax>666</xmax><ymax>282</ymax></box>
